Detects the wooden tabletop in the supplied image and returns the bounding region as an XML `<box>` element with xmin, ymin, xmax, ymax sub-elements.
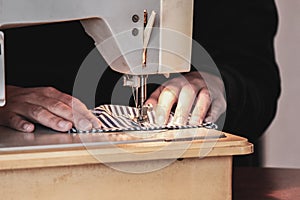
<box><xmin>0</xmin><ymin>126</ymin><xmax>253</xmax><ymax>171</ymax></box>
<box><xmin>233</xmin><ymin>167</ymin><xmax>300</xmax><ymax>200</ymax></box>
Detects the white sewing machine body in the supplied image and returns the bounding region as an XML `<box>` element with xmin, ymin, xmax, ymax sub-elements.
<box><xmin>0</xmin><ymin>0</ymin><xmax>194</xmax><ymax>107</ymax></box>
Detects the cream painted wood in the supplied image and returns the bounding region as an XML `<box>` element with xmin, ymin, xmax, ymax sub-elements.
<box><xmin>0</xmin><ymin>126</ymin><xmax>252</xmax><ymax>199</ymax></box>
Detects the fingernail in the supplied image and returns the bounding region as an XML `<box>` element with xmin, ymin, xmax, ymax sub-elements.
<box><xmin>189</xmin><ymin>116</ymin><xmax>203</xmax><ymax>125</ymax></box>
<box><xmin>155</xmin><ymin>105</ymin><xmax>166</xmax><ymax>125</ymax></box>
<box><xmin>204</xmin><ymin>116</ymin><xmax>213</xmax><ymax>123</ymax></box>
<box><xmin>23</xmin><ymin>123</ymin><xmax>34</xmax><ymax>132</ymax></box>
<box><xmin>78</xmin><ymin>119</ymin><xmax>92</xmax><ymax>131</ymax></box>
<box><xmin>58</xmin><ymin>120</ymin><xmax>72</xmax><ymax>129</ymax></box>
<box><xmin>172</xmin><ymin>116</ymin><xmax>186</xmax><ymax>126</ymax></box>
<box><xmin>93</xmin><ymin>119</ymin><xmax>102</xmax><ymax>129</ymax></box>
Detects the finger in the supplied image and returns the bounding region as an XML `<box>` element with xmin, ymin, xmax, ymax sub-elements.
<box><xmin>155</xmin><ymin>84</ymin><xmax>180</xmax><ymax>125</ymax></box>
<box><xmin>204</xmin><ymin>98</ymin><xmax>226</xmax><ymax>123</ymax></box>
<box><xmin>71</xmin><ymin>98</ymin><xmax>101</xmax><ymax>129</ymax></box>
<box><xmin>72</xmin><ymin>113</ymin><xmax>94</xmax><ymax>131</ymax></box>
<box><xmin>33</xmin><ymin>94</ymin><xmax>100</xmax><ymax>130</ymax></box>
<box><xmin>14</xmin><ymin>103</ymin><xmax>73</xmax><ymax>132</ymax></box>
<box><xmin>27</xmin><ymin>87</ymin><xmax>84</xmax><ymax>114</ymax></box>
<box><xmin>189</xmin><ymin>88</ymin><xmax>212</xmax><ymax>125</ymax></box>
<box><xmin>41</xmin><ymin>87</ymin><xmax>89</xmax><ymax>113</ymax></box>
<box><xmin>145</xmin><ymin>85</ymin><xmax>163</xmax><ymax>107</ymax></box>
<box><xmin>24</xmin><ymin>94</ymin><xmax>74</xmax><ymax>121</ymax></box>
<box><xmin>3</xmin><ymin>113</ymin><xmax>35</xmax><ymax>133</ymax></box>
<box><xmin>172</xmin><ymin>84</ymin><xmax>198</xmax><ymax>125</ymax></box>
<box><xmin>49</xmin><ymin>89</ymin><xmax>102</xmax><ymax>129</ymax></box>
<box><xmin>26</xmin><ymin>87</ymin><xmax>101</xmax><ymax>129</ymax></box>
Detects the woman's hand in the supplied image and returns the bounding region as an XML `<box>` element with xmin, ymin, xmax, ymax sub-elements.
<box><xmin>0</xmin><ymin>86</ymin><xmax>101</xmax><ymax>132</ymax></box>
<box><xmin>146</xmin><ymin>71</ymin><xmax>226</xmax><ymax>125</ymax></box>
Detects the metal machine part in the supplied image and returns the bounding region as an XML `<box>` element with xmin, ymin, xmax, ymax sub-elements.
<box><xmin>138</xmin><ymin>75</ymin><xmax>148</xmax><ymax>121</ymax></box>
<box><xmin>0</xmin><ymin>124</ymin><xmax>223</xmax><ymax>153</ymax></box>
<box><xmin>0</xmin><ymin>32</ymin><xmax>4</xmax><ymax>106</ymax></box>
<box><xmin>123</xmin><ymin>74</ymin><xmax>148</xmax><ymax>120</ymax></box>
<box><xmin>0</xmin><ymin>0</ymin><xmax>194</xmax><ymax>110</ymax></box>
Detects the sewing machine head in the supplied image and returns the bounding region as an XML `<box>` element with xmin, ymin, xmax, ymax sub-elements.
<box><xmin>0</xmin><ymin>0</ymin><xmax>194</xmax><ymax>118</ymax></box>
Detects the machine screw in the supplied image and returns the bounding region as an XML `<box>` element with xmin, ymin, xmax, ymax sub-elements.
<box><xmin>132</xmin><ymin>14</ymin><xmax>140</xmax><ymax>23</ymax></box>
<box><xmin>132</xmin><ymin>28</ymin><xmax>139</xmax><ymax>36</ymax></box>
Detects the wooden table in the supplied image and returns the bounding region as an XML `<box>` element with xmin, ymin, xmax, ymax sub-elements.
<box><xmin>233</xmin><ymin>167</ymin><xmax>300</xmax><ymax>200</ymax></box>
<box><xmin>0</xmin><ymin>126</ymin><xmax>253</xmax><ymax>200</ymax></box>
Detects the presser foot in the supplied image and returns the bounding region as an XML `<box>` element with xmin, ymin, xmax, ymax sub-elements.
<box><xmin>135</xmin><ymin>104</ymin><xmax>153</xmax><ymax>124</ymax></box>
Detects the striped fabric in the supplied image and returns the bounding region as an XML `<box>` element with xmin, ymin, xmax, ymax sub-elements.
<box><xmin>71</xmin><ymin>105</ymin><xmax>217</xmax><ymax>133</ymax></box>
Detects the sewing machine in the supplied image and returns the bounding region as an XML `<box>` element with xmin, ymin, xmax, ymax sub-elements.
<box><xmin>0</xmin><ymin>1</ymin><xmax>253</xmax><ymax>199</ymax></box>
<box><xmin>0</xmin><ymin>0</ymin><xmax>194</xmax><ymax>121</ymax></box>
